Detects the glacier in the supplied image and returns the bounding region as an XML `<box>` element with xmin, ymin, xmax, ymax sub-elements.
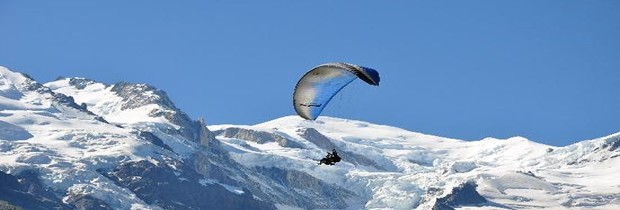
<box><xmin>1</xmin><ymin>66</ymin><xmax>619</xmax><ymax>210</ymax></box>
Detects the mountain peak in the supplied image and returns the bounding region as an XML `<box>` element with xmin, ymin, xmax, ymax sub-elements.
<box><xmin>110</xmin><ymin>81</ymin><xmax>177</xmax><ymax>111</ymax></box>
<box><xmin>3</xmin><ymin>66</ymin><xmax>620</xmax><ymax>210</ymax></box>
<box><xmin>0</xmin><ymin>66</ymin><xmax>34</xmax><ymax>84</ymax></box>
<box><xmin>67</xmin><ymin>77</ymin><xmax>100</xmax><ymax>90</ymax></box>
<box><xmin>45</xmin><ymin>77</ymin><xmax>216</xmax><ymax>146</ymax></box>
<box><xmin>0</xmin><ymin>66</ymin><xmax>48</xmax><ymax>97</ymax></box>
<box><xmin>46</xmin><ymin>78</ymin><xmax>180</xmax><ymax>124</ymax></box>
<box><xmin>48</xmin><ymin>78</ymin><xmax>177</xmax><ymax>112</ymax></box>
<box><xmin>1</xmin><ymin>67</ymin><xmax>97</xmax><ymax>117</ymax></box>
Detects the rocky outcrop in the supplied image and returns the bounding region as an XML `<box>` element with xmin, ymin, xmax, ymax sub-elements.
<box><xmin>299</xmin><ymin>128</ymin><xmax>335</xmax><ymax>149</ymax></box>
<box><xmin>254</xmin><ymin>167</ymin><xmax>356</xmax><ymax>209</ymax></box>
<box><xmin>299</xmin><ymin>128</ymin><xmax>383</xmax><ymax>169</ymax></box>
<box><xmin>601</xmin><ymin>135</ymin><xmax>620</xmax><ymax>152</ymax></box>
<box><xmin>567</xmin><ymin>134</ymin><xmax>620</xmax><ymax>165</ymax></box>
<box><xmin>0</xmin><ymin>170</ymin><xmax>74</xmax><ymax>210</ymax></box>
<box><xmin>110</xmin><ymin>82</ymin><xmax>177</xmax><ymax>111</ymax></box>
<box><xmin>109</xmin><ymin>82</ymin><xmax>218</xmax><ymax>147</ymax></box>
<box><xmin>4</xmin><ymin>71</ymin><xmax>98</xmax><ymax>117</ymax></box>
<box><xmin>102</xmin><ymin>160</ymin><xmax>274</xmax><ymax>210</ymax></box>
<box><xmin>66</xmin><ymin>77</ymin><xmax>98</xmax><ymax>90</ymax></box>
<box><xmin>66</xmin><ymin>195</ymin><xmax>113</xmax><ymax>210</ymax></box>
<box><xmin>136</xmin><ymin>131</ymin><xmax>173</xmax><ymax>151</ymax></box>
<box><xmin>216</xmin><ymin>127</ymin><xmax>303</xmax><ymax>148</ymax></box>
<box><xmin>433</xmin><ymin>181</ymin><xmax>488</xmax><ymax>210</ymax></box>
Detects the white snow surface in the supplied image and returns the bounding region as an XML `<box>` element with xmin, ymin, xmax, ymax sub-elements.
<box><xmin>1</xmin><ymin>66</ymin><xmax>619</xmax><ymax>209</ymax></box>
<box><xmin>0</xmin><ymin>67</ymin><xmax>187</xmax><ymax>209</ymax></box>
<box><xmin>46</xmin><ymin>78</ymin><xmax>173</xmax><ymax>126</ymax></box>
<box><xmin>210</xmin><ymin>117</ymin><xmax>620</xmax><ymax>209</ymax></box>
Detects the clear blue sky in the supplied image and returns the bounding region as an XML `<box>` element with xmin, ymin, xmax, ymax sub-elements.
<box><xmin>1</xmin><ymin>1</ymin><xmax>619</xmax><ymax>146</ymax></box>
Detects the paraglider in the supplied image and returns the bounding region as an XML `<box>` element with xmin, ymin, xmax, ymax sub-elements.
<box><xmin>293</xmin><ymin>62</ymin><xmax>380</xmax><ymax>120</ymax></box>
<box><xmin>318</xmin><ymin>149</ymin><xmax>341</xmax><ymax>165</ymax></box>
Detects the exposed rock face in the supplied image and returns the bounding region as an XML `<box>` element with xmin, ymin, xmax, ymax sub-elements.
<box><xmin>66</xmin><ymin>77</ymin><xmax>98</xmax><ymax>90</ymax></box>
<box><xmin>299</xmin><ymin>128</ymin><xmax>382</xmax><ymax>169</ymax></box>
<box><xmin>110</xmin><ymin>82</ymin><xmax>177</xmax><ymax>111</ymax></box>
<box><xmin>566</xmin><ymin>134</ymin><xmax>620</xmax><ymax>165</ymax></box>
<box><xmin>66</xmin><ymin>195</ymin><xmax>113</xmax><ymax>210</ymax></box>
<box><xmin>190</xmin><ymin>148</ymin><xmax>356</xmax><ymax>209</ymax></box>
<box><xmin>52</xmin><ymin>92</ymin><xmax>100</xmax><ymax>116</ymax></box>
<box><xmin>299</xmin><ymin>128</ymin><xmax>335</xmax><ymax>149</ymax></box>
<box><xmin>4</xmin><ymin>67</ymin><xmax>620</xmax><ymax>210</ymax></box>
<box><xmin>197</xmin><ymin>119</ymin><xmax>219</xmax><ymax>148</ymax></box>
<box><xmin>602</xmin><ymin>135</ymin><xmax>620</xmax><ymax>151</ymax></box>
<box><xmin>0</xmin><ymin>201</ymin><xmax>21</xmax><ymax>210</ymax></box>
<box><xmin>4</xmin><ymin>71</ymin><xmax>97</xmax><ymax>116</ymax></box>
<box><xmin>433</xmin><ymin>181</ymin><xmax>488</xmax><ymax>210</ymax></box>
<box><xmin>0</xmin><ymin>170</ymin><xmax>74</xmax><ymax>210</ymax></box>
<box><xmin>102</xmin><ymin>160</ymin><xmax>274</xmax><ymax>210</ymax></box>
<box><xmin>109</xmin><ymin>82</ymin><xmax>218</xmax><ymax>147</ymax></box>
<box><xmin>191</xmin><ymin>150</ymin><xmax>243</xmax><ymax>186</ymax></box>
<box><xmin>217</xmin><ymin>127</ymin><xmax>303</xmax><ymax>148</ymax></box>
<box><xmin>136</xmin><ymin>131</ymin><xmax>173</xmax><ymax>151</ymax></box>
<box><xmin>5</xmin><ymin>72</ymin><xmax>48</xmax><ymax>94</ymax></box>
<box><xmin>254</xmin><ymin>167</ymin><xmax>355</xmax><ymax>209</ymax></box>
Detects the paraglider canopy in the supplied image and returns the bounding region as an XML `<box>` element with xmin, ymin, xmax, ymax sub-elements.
<box><xmin>293</xmin><ymin>62</ymin><xmax>380</xmax><ymax>120</ymax></box>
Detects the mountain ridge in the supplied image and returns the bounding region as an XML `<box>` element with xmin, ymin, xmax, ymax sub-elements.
<box><xmin>1</xmin><ymin>66</ymin><xmax>619</xmax><ymax>209</ymax></box>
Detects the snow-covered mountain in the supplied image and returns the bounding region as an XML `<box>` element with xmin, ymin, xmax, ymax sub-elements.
<box><xmin>1</xmin><ymin>66</ymin><xmax>619</xmax><ymax>210</ymax></box>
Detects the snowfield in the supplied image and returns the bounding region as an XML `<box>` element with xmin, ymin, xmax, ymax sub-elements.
<box><xmin>211</xmin><ymin>116</ymin><xmax>620</xmax><ymax>209</ymax></box>
<box><xmin>1</xmin><ymin>66</ymin><xmax>619</xmax><ymax>209</ymax></box>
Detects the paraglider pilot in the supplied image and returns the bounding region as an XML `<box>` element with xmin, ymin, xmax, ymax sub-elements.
<box><xmin>319</xmin><ymin>149</ymin><xmax>341</xmax><ymax>165</ymax></box>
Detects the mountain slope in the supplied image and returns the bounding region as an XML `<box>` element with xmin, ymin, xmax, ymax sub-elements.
<box><xmin>0</xmin><ymin>67</ymin><xmax>272</xmax><ymax>210</ymax></box>
<box><xmin>1</xmin><ymin>66</ymin><xmax>619</xmax><ymax>209</ymax></box>
<box><xmin>210</xmin><ymin>116</ymin><xmax>620</xmax><ymax>209</ymax></box>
